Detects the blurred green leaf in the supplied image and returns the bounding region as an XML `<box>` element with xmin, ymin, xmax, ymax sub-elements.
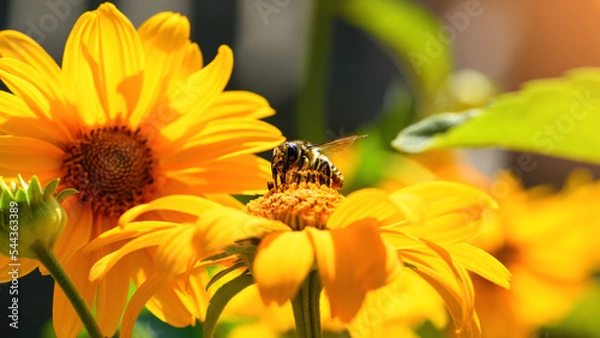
<box><xmin>542</xmin><ymin>281</ymin><xmax>600</xmax><ymax>337</ymax></box>
<box><xmin>392</xmin><ymin>68</ymin><xmax>600</xmax><ymax>165</ymax></box>
<box><xmin>341</xmin><ymin>0</ymin><xmax>452</xmax><ymax>114</ymax></box>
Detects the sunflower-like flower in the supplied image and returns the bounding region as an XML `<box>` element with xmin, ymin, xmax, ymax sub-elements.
<box><xmin>89</xmin><ymin>181</ymin><xmax>511</xmax><ymax>337</ymax></box>
<box><xmin>0</xmin><ymin>3</ymin><xmax>283</xmax><ymax>336</ymax></box>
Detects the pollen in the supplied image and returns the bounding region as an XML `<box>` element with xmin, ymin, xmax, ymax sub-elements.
<box><xmin>62</xmin><ymin>126</ymin><xmax>156</xmax><ymax>216</ymax></box>
<box><xmin>243</xmin><ymin>181</ymin><xmax>344</xmax><ymax>230</ymax></box>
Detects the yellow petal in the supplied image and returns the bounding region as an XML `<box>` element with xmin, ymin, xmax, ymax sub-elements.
<box><xmin>130</xmin><ymin>11</ymin><xmax>192</xmax><ymax>126</ymax></box>
<box><xmin>155</xmin><ymin>224</ymin><xmax>198</xmax><ymax>275</ymax></box>
<box><xmin>446</xmin><ymin>243</ymin><xmax>511</xmax><ymax>289</ymax></box>
<box><xmin>91</xmin><ymin>3</ymin><xmax>144</xmax><ymax>121</ymax></box>
<box><xmin>194</xmin><ymin>207</ymin><xmax>288</xmax><ymax>256</ymax></box>
<box><xmin>181</xmin><ymin>269</ymin><xmax>212</xmax><ymax>321</ymax></box>
<box><xmin>388</xmin><ymin>181</ymin><xmax>496</xmax><ymax>243</ymax></box>
<box><xmin>130</xmin><ymin>249</ymin><xmax>200</xmax><ymax>327</ymax></box>
<box><xmin>328</xmin><ymin>188</ymin><xmax>401</xmax><ymax>229</ymax></box>
<box><xmin>118</xmin><ymin>194</ymin><xmax>223</xmax><ymax>224</ymax></box>
<box><xmin>202</xmin><ymin>90</ymin><xmax>276</xmax><ymax>121</ymax></box>
<box><xmin>253</xmin><ymin>231</ymin><xmax>314</xmax><ymax>305</ymax></box>
<box><xmin>159</xmin><ymin>118</ymin><xmax>283</xmax><ymax>168</ymax></box>
<box><xmin>399</xmin><ymin>238</ymin><xmax>479</xmax><ymax>336</ymax></box>
<box><xmin>0</xmin><ymin>39</ymin><xmax>75</xmax><ymax>136</ymax></box>
<box><xmin>0</xmin><ymin>135</ymin><xmax>63</xmax><ymax>180</ymax></box>
<box><xmin>162</xmin><ymin>45</ymin><xmax>233</xmax><ymax>140</ymax></box>
<box><xmin>0</xmin><ymin>30</ymin><xmax>61</xmax><ymax>80</ymax></box>
<box><xmin>306</xmin><ymin>220</ymin><xmax>399</xmax><ymax>322</ymax></box>
<box><xmin>120</xmin><ymin>276</ymin><xmax>169</xmax><ymax>338</ymax></box>
<box><xmin>390</xmin><ymin>181</ymin><xmax>497</xmax><ymax>212</ymax></box>
<box><xmin>96</xmin><ymin>253</ymin><xmax>130</xmax><ymax>336</ymax></box>
<box><xmin>174</xmin><ymin>41</ymin><xmax>203</xmax><ymax>82</ymax></box>
<box><xmin>62</xmin><ymin>11</ymin><xmax>106</xmax><ymax>126</ymax></box>
<box><xmin>0</xmin><ymin>90</ymin><xmax>73</xmax><ymax>146</ymax></box>
<box><xmin>0</xmin><ymin>58</ymin><xmax>58</xmax><ymax>118</ymax></box>
<box><xmin>141</xmin><ymin>274</ymin><xmax>198</xmax><ymax>327</ymax></box>
<box><xmin>397</xmin><ymin>212</ymin><xmax>486</xmax><ymax>244</ymax></box>
<box><xmin>52</xmin><ymin>200</ymin><xmax>93</xmax><ymax>264</ymax></box>
<box><xmin>89</xmin><ymin>226</ymin><xmax>179</xmax><ymax>280</ymax></box>
<box><xmin>85</xmin><ymin>220</ymin><xmax>179</xmax><ymax>252</ymax></box>
<box><xmin>52</xmin><ymin>251</ymin><xmax>98</xmax><ymax>338</ymax></box>
<box><xmin>0</xmin><ymin>90</ymin><xmax>35</xmax><ymax>118</ymax></box>
<box><xmin>162</xmin><ymin>155</ymin><xmax>273</xmax><ymax>195</ymax></box>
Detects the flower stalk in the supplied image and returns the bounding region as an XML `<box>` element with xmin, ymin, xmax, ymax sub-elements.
<box><xmin>291</xmin><ymin>270</ymin><xmax>323</xmax><ymax>338</ymax></box>
<box><xmin>30</xmin><ymin>241</ymin><xmax>103</xmax><ymax>338</ymax></box>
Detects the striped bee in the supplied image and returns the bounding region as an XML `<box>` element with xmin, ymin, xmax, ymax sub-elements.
<box><xmin>268</xmin><ymin>135</ymin><xmax>366</xmax><ymax>190</ymax></box>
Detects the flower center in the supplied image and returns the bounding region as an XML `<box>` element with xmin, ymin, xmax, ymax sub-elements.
<box><xmin>243</xmin><ymin>181</ymin><xmax>344</xmax><ymax>230</ymax></box>
<box><xmin>62</xmin><ymin>126</ymin><xmax>155</xmax><ymax>216</ymax></box>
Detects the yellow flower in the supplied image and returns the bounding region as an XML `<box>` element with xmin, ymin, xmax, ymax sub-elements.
<box><xmin>0</xmin><ymin>3</ymin><xmax>283</xmax><ymax>337</ymax></box>
<box><xmin>89</xmin><ymin>181</ymin><xmax>510</xmax><ymax>337</ymax></box>
<box><xmin>472</xmin><ymin>171</ymin><xmax>600</xmax><ymax>338</ymax></box>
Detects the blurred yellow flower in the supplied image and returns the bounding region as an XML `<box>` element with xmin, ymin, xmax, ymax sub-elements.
<box><xmin>0</xmin><ymin>3</ymin><xmax>283</xmax><ymax>336</ymax></box>
<box><xmin>357</xmin><ymin>146</ymin><xmax>600</xmax><ymax>337</ymax></box>
<box><xmin>89</xmin><ymin>181</ymin><xmax>510</xmax><ymax>337</ymax></box>
<box><xmin>472</xmin><ymin>171</ymin><xmax>600</xmax><ymax>338</ymax></box>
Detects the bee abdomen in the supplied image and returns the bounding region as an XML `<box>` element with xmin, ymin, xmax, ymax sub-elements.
<box><xmin>329</xmin><ymin>163</ymin><xmax>343</xmax><ymax>189</ymax></box>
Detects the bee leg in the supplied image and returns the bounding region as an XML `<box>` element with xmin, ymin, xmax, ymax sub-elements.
<box><xmin>272</xmin><ymin>166</ymin><xmax>281</xmax><ymax>186</ymax></box>
<box><xmin>267</xmin><ymin>181</ymin><xmax>275</xmax><ymax>190</ymax></box>
<box><xmin>304</xmin><ymin>170</ymin><xmax>318</xmax><ymax>183</ymax></box>
<box><xmin>299</xmin><ymin>155</ymin><xmax>311</xmax><ymax>170</ymax></box>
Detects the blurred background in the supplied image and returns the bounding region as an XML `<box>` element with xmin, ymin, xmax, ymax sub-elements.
<box><xmin>1</xmin><ymin>0</ymin><xmax>600</xmax><ymax>337</ymax></box>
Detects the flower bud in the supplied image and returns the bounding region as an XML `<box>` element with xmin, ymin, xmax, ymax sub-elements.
<box><xmin>0</xmin><ymin>176</ymin><xmax>77</xmax><ymax>259</ymax></box>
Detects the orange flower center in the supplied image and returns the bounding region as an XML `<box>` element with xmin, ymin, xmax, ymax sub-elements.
<box><xmin>244</xmin><ymin>182</ymin><xmax>344</xmax><ymax>230</ymax></box>
<box><xmin>62</xmin><ymin>126</ymin><xmax>156</xmax><ymax>216</ymax></box>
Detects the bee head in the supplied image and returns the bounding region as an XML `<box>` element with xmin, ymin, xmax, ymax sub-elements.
<box><xmin>272</xmin><ymin>142</ymin><xmax>299</xmax><ymax>172</ymax></box>
<box><xmin>284</xmin><ymin>142</ymin><xmax>299</xmax><ymax>165</ymax></box>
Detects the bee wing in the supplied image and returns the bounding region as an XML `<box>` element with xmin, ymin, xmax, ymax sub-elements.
<box><xmin>313</xmin><ymin>134</ymin><xmax>367</xmax><ymax>153</ymax></box>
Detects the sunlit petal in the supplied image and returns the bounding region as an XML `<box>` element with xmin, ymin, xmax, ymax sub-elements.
<box><xmin>162</xmin><ymin>45</ymin><xmax>233</xmax><ymax>139</ymax></box>
<box><xmin>307</xmin><ymin>220</ymin><xmax>400</xmax><ymax>322</ymax></box>
<box><xmin>328</xmin><ymin>188</ymin><xmax>401</xmax><ymax>229</ymax></box>
<box><xmin>130</xmin><ymin>11</ymin><xmax>192</xmax><ymax>126</ymax></box>
<box><xmin>254</xmin><ymin>231</ymin><xmax>314</xmax><ymax>305</ymax></box>
<box><xmin>162</xmin><ymin>155</ymin><xmax>273</xmax><ymax>195</ymax></box>
<box><xmin>446</xmin><ymin>243</ymin><xmax>511</xmax><ymax>289</ymax></box>
<box><xmin>85</xmin><ymin>3</ymin><xmax>144</xmax><ymax>121</ymax></box>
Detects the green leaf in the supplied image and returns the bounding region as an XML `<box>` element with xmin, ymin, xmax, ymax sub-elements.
<box><xmin>203</xmin><ymin>273</ymin><xmax>255</xmax><ymax>338</ymax></box>
<box><xmin>392</xmin><ymin>68</ymin><xmax>600</xmax><ymax>164</ymax></box>
<box><xmin>341</xmin><ymin>0</ymin><xmax>452</xmax><ymax>112</ymax></box>
<box><xmin>205</xmin><ymin>261</ymin><xmax>246</xmax><ymax>290</ymax></box>
<box><xmin>391</xmin><ymin>110</ymin><xmax>480</xmax><ymax>152</ymax></box>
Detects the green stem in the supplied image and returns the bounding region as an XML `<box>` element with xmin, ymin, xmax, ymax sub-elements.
<box><xmin>291</xmin><ymin>270</ymin><xmax>323</xmax><ymax>338</ymax></box>
<box><xmin>31</xmin><ymin>241</ymin><xmax>103</xmax><ymax>338</ymax></box>
<box><xmin>295</xmin><ymin>0</ymin><xmax>339</xmax><ymax>141</ymax></box>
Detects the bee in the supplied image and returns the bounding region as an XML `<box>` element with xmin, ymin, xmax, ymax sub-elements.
<box><xmin>268</xmin><ymin>135</ymin><xmax>366</xmax><ymax>190</ymax></box>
